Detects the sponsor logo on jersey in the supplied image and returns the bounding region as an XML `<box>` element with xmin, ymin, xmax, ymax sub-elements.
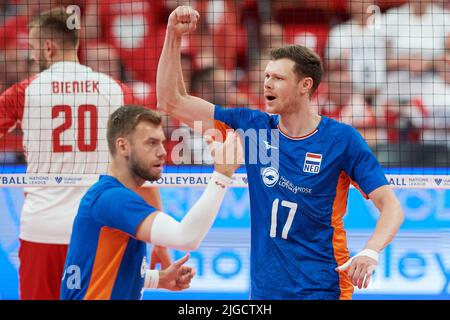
<box><xmin>303</xmin><ymin>152</ymin><xmax>322</xmax><ymax>174</ymax></box>
<box><xmin>263</xmin><ymin>140</ymin><xmax>278</xmax><ymax>150</ymax></box>
<box><xmin>279</xmin><ymin>176</ymin><xmax>312</xmax><ymax>194</ymax></box>
<box><xmin>261</xmin><ymin>167</ymin><xmax>279</xmax><ymax>187</ymax></box>
<box><xmin>261</xmin><ymin>167</ymin><xmax>312</xmax><ymax>194</ymax></box>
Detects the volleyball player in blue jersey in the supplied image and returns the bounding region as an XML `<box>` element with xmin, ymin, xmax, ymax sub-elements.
<box><xmin>157</xmin><ymin>6</ymin><xmax>405</xmax><ymax>299</ymax></box>
<box><xmin>61</xmin><ymin>105</ymin><xmax>243</xmax><ymax>299</ymax></box>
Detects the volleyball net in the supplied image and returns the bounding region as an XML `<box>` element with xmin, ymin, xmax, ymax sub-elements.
<box><xmin>0</xmin><ymin>0</ymin><xmax>449</xmax><ymax>188</ymax></box>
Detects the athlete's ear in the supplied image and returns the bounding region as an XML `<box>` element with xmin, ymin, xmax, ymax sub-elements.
<box><xmin>43</xmin><ymin>39</ymin><xmax>56</xmax><ymax>60</ymax></box>
<box><xmin>300</xmin><ymin>77</ymin><xmax>313</xmax><ymax>95</ymax></box>
<box><xmin>115</xmin><ymin>137</ymin><xmax>130</xmax><ymax>157</ymax></box>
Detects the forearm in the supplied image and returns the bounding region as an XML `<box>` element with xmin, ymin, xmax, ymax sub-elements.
<box><xmin>365</xmin><ymin>201</ymin><xmax>404</xmax><ymax>252</ymax></box>
<box><xmin>157</xmin><ymin>28</ymin><xmax>186</xmax><ymax>108</ymax></box>
<box><xmin>150</xmin><ymin>172</ymin><xmax>232</xmax><ymax>251</ymax></box>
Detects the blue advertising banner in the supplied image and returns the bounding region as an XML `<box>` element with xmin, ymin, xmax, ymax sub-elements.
<box><xmin>0</xmin><ymin>185</ymin><xmax>449</xmax><ymax>299</ymax></box>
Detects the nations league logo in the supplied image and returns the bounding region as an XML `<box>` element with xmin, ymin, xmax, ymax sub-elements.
<box><xmin>262</xmin><ymin>167</ymin><xmax>279</xmax><ymax>187</ymax></box>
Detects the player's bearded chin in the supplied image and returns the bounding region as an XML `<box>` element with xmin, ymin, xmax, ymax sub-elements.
<box><xmin>129</xmin><ymin>150</ymin><xmax>160</xmax><ymax>182</ymax></box>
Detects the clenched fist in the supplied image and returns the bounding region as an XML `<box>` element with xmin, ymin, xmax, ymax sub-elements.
<box><xmin>167</xmin><ymin>5</ymin><xmax>200</xmax><ymax>36</ymax></box>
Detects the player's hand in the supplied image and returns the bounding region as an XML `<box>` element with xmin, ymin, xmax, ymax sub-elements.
<box><xmin>167</xmin><ymin>5</ymin><xmax>200</xmax><ymax>36</ymax></box>
<box><xmin>158</xmin><ymin>254</ymin><xmax>196</xmax><ymax>291</ymax></box>
<box><xmin>206</xmin><ymin>132</ymin><xmax>244</xmax><ymax>178</ymax></box>
<box><xmin>150</xmin><ymin>245</ymin><xmax>172</xmax><ymax>269</ymax></box>
<box><xmin>336</xmin><ymin>255</ymin><xmax>377</xmax><ymax>289</ymax></box>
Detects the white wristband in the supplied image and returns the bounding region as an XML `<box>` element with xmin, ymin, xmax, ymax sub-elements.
<box><xmin>355</xmin><ymin>249</ymin><xmax>379</xmax><ymax>263</ymax></box>
<box><xmin>144</xmin><ymin>270</ymin><xmax>159</xmax><ymax>289</ymax></box>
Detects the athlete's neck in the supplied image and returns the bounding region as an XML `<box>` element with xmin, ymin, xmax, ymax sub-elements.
<box><xmin>49</xmin><ymin>55</ymin><xmax>79</xmax><ymax>67</ymax></box>
<box><xmin>108</xmin><ymin>161</ymin><xmax>144</xmax><ymax>192</ymax></box>
<box><xmin>353</xmin><ymin>13</ymin><xmax>372</xmax><ymax>27</ymax></box>
<box><xmin>278</xmin><ymin>103</ymin><xmax>321</xmax><ymax>138</ymax></box>
<box><xmin>411</xmin><ymin>2</ymin><xmax>429</xmax><ymax>16</ymax></box>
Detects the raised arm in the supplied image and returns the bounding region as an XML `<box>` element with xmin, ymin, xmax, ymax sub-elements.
<box><xmin>156</xmin><ymin>5</ymin><xmax>215</xmax><ymax>133</ymax></box>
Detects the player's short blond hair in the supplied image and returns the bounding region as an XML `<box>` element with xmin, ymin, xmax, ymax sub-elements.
<box><xmin>107</xmin><ymin>105</ymin><xmax>162</xmax><ymax>155</ymax></box>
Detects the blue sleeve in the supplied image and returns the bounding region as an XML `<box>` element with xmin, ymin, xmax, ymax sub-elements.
<box><xmin>93</xmin><ymin>188</ymin><xmax>156</xmax><ymax>236</ymax></box>
<box><xmin>214</xmin><ymin>105</ymin><xmax>262</xmax><ymax>130</ymax></box>
<box><xmin>342</xmin><ymin>127</ymin><xmax>388</xmax><ymax>195</ymax></box>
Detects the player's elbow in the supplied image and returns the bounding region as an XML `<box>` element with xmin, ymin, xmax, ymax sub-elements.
<box><xmin>156</xmin><ymin>100</ymin><xmax>170</xmax><ymax>113</ymax></box>
<box><xmin>393</xmin><ymin>198</ymin><xmax>405</xmax><ymax>225</ymax></box>
<box><xmin>156</xmin><ymin>93</ymin><xmax>182</xmax><ymax>114</ymax></box>
<box><xmin>382</xmin><ymin>195</ymin><xmax>404</xmax><ymax>228</ymax></box>
<box><xmin>180</xmin><ymin>237</ymin><xmax>201</xmax><ymax>252</ymax></box>
<box><xmin>172</xmin><ymin>241</ymin><xmax>200</xmax><ymax>252</ymax></box>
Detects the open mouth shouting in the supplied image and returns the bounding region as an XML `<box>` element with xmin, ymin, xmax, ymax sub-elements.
<box><xmin>265</xmin><ymin>93</ymin><xmax>277</xmax><ymax>105</ymax></box>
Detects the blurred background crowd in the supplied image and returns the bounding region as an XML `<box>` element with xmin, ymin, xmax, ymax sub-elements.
<box><xmin>1</xmin><ymin>0</ymin><xmax>449</xmax><ymax>167</ymax></box>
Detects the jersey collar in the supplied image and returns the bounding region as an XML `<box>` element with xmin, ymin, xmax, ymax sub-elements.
<box><xmin>277</xmin><ymin>116</ymin><xmax>323</xmax><ymax>141</ymax></box>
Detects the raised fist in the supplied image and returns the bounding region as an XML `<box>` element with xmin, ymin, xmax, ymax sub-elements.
<box><xmin>167</xmin><ymin>5</ymin><xmax>200</xmax><ymax>36</ymax></box>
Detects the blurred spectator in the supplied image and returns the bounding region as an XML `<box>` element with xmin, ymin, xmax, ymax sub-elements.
<box><xmin>272</xmin><ymin>0</ymin><xmax>348</xmax><ymax>16</ymax></box>
<box><xmin>84</xmin><ymin>0</ymin><xmax>165</xmax><ymax>84</ymax></box>
<box><xmin>0</xmin><ymin>0</ymin><xmax>19</xmax><ymax>26</ymax></box>
<box><xmin>1</xmin><ymin>36</ymin><xmax>36</xmax><ymax>89</ymax></box>
<box><xmin>260</xmin><ymin>22</ymin><xmax>284</xmax><ymax>53</ymax></box>
<box><xmin>381</xmin><ymin>52</ymin><xmax>450</xmax><ymax>146</ymax></box>
<box><xmin>326</xmin><ymin>0</ymin><xmax>387</xmax><ymax>100</ymax></box>
<box><xmin>83</xmin><ymin>41</ymin><xmax>123</xmax><ymax>81</ymax></box>
<box><xmin>83</xmin><ymin>40</ymin><xmax>192</xmax><ymax>163</ymax></box>
<box><xmin>0</xmin><ymin>1</ymin><xmax>84</xmax><ymax>50</ymax></box>
<box><xmin>384</xmin><ymin>0</ymin><xmax>450</xmax><ymax>101</ymax></box>
<box><xmin>0</xmin><ymin>1</ymin><xmax>86</xmax><ymax>85</ymax></box>
<box><xmin>236</xmin><ymin>22</ymin><xmax>282</xmax><ymax>111</ymax></box>
<box><xmin>173</xmin><ymin>65</ymin><xmax>251</xmax><ymax>164</ymax></box>
<box><xmin>313</xmin><ymin>71</ymin><xmax>381</xmax><ymax>144</ymax></box>
<box><xmin>206</xmin><ymin>0</ymin><xmax>246</xmax><ymax>71</ymax></box>
<box><xmin>192</xmin><ymin>66</ymin><xmax>249</xmax><ymax>109</ymax></box>
<box><xmin>166</xmin><ymin>0</ymin><xmax>247</xmax><ymax>72</ymax></box>
<box><xmin>83</xmin><ymin>40</ymin><xmax>160</xmax><ymax>109</ymax></box>
<box><xmin>377</xmin><ymin>0</ymin><xmax>450</xmax><ymax>144</ymax></box>
<box><xmin>241</xmin><ymin>52</ymin><xmax>271</xmax><ymax>110</ymax></box>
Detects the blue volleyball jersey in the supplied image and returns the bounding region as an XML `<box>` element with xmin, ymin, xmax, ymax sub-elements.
<box><xmin>214</xmin><ymin>106</ymin><xmax>388</xmax><ymax>300</ymax></box>
<box><xmin>60</xmin><ymin>175</ymin><xmax>156</xmax><ymax>300</ymax></box>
